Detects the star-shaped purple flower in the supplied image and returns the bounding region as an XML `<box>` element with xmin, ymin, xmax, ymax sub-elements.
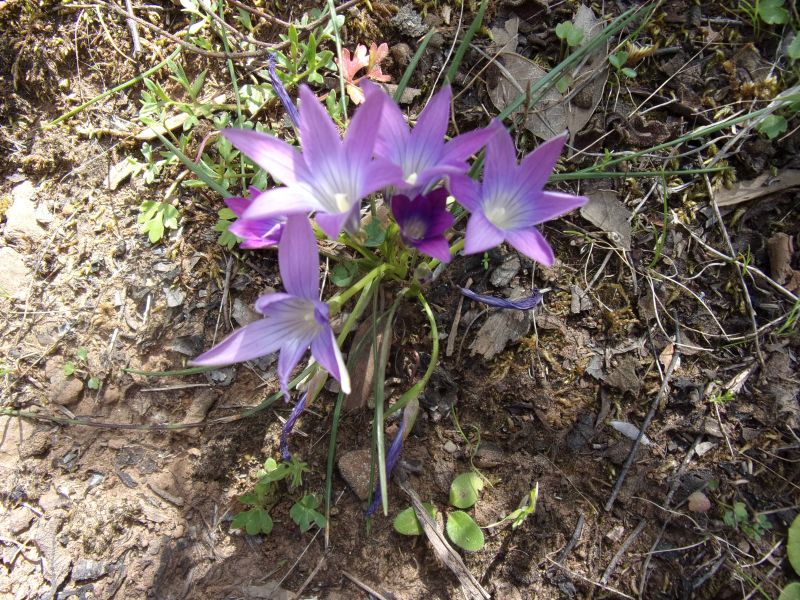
<box><xmin>191</xmin><ymin>215</ymin><xmax>350</xmax><ymax>397</ymax></box>
<box><xmin>224</xmin><ymin>186</ymin><xmax>285</xmax><ymax>249</ymax></box>
<box><xmin>391</xmin><ymin>189</ymin><xmax>454</xmax><ymax>263</ymax></box>
<box><xmin>452</xmin><ymin>128</ymin><xmax>588</xmax><ymax>266</ymax></box>
<box><xmin>222</xmin><ymin>84</ymin><xmax>402</xmax><ymax>239</ymax></box>
<box><xmin>369</xmin><ymin>83</ymin><xmax>500</xmax><ymax>193</ymax></box>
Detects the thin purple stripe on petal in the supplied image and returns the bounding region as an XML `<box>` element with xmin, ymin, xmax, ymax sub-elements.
<box><xmin>459</xmin><ymin>287</ymin><xmax>545</xmax><ymax>310</ymax></box>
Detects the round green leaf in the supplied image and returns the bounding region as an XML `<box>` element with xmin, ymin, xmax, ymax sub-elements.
<box><xmin>788</xmin><ymin>514</ymin><xmax>800</xmax><ymax>575</ymax></box>
<box><xmin>446</xmin><ymin>511</ymin><xmax>485</xmax><ymax>552</ymax></box>
<box><xmin>393</xmin><ymin>503</ymin><xmax>438</xmax><ymax>536</ymax></box>
<box><xmin>779</xmin><ymin>583</ymin><xmax>800</xmax><ymax>600</ymax></box>
<box><xmin>449</xmin><ymin>472</ymin><xmax>484</xmax><ymax>509</ymax></box>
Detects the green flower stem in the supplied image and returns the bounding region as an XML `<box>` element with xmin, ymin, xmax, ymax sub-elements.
<box><xmin>388</xmin><ymin>290</ymin><xmax>439</xmax><ymax>417</ymax></box>
<box><xmin>336</xmin><ymin>277</ymin><xmax>379</xmax><ymax>345</ymax></box>
<box><xmin>328</xmin><ymin>263</ymin><xmax>394</xmax><ymax>315</ymax></box>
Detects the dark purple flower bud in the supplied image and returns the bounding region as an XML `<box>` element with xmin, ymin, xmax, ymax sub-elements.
<box><xmin>268</xmin><ymin>53</ymin><xmax>300</xmax><ymax>129</ymax></box>
<box><xmin>459</xmin><ymin>287</ymin><xmax>544</xmax><ymax>310</ymax></box>
<box><xmin>391</xmin><ymin>188</ymin><xmax>454</xmax><ymax>263</ymax></box>
<box><xmin>280</xmin><ymin>392</ymin><xmax>308</xmax><ymax>460</ymax></box>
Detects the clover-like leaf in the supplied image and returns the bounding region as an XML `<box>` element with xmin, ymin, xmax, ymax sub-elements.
<box><xmin>290</xmin><ymin>494</ymin><xmax>326</xmax><ymax>533</ymax></box>
<box><xmin>555</xmin><ymin>21</ymin><xmax>584</xmax><ymax>47</ymax></box>
<box><xmin>758</xmin><ymin>0</ymin><xmax>789</xmax><ymax>24</ymax></box>
<box><xmin>138</xmin><ymin>201</ymin><xmax>180</xmax><ymax>243</ymax></box>
<box><xmin>231</xmin><ymin>507</ymin><xmax>273</xmax><ymax>535</ymax></box>
<box><xmin>446</xmin><ymin>511</ymin><xmax>485</xmax><ymax>551</ymax></box>
<box><xmin>393</xmin><ymin>503</ymin><xmax>438</xmax><ymax>536</ymax></box>
<box><xmin>449</xmin><ymin>472</ymin><xmax>484</xmax><ymax>509</ymax></box>
<box><xmin>758</xmin><ymin>114</ymin><xmax>788</xmax><ymax>139</ymax></box>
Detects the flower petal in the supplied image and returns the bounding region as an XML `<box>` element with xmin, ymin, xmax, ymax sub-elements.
<box><xmin>411</xmin><ymin>85</ymin><xmax>451</xmax><ymax>152</ymax></box>
<box><xmin>484</xmin><ymin>125</ymin><xmax>518</xmax><ymax>182</ymax></box>
<box><xmin>280</xmin><ymin>392</ymin><xmax>308</xmax><ymax>460</ymax></box>
<box><xmin>241</xmin><ymin>187</ymin><xmax>314</xmax><ymax>221</ymax></box>
<box><xmin>254</xmin><ymin>292</ymin><xmax>294</xmax><ymax>314</ymax></box>
<box><xmin>343</xmin><ymin>84</ymin><xmax>384</xmax><ymax>165</ymax></box>
<box><xmin>224</xmin><ymin>196</ymin><xmax>249</xmax><ymax>217</ymax></box>
<box><xmin>298</xmin><ymin>85</ymin><xmax>342</xmax><ymax>172</ymax></box>
<box><xmin>311</xmin><ymin>326</ymin><xmax>351</xmax><ymax>394</ymax></box>
<box><xmin>366</xmin><ymin>81</ymin><xmax>411</xmax><ymax>160</ymax></box>
<box><xmin>277</xmin><ymin>333</ymin><xmax>314</xmax><ymax>397</ymax></box>
<box><xmin>459</xmin><ymin>287</ymin><xmax>544</xmax><ymax>310</ymax></box>
<box><xmin>529</xmin><ymin>191</ymin><xmax>588</xmax><ymax>224</ymax></box>
<box><xmin>414</xmin><ymin>237</ymin><xmax>451</xmax><ymax>263</ymax></box>
<box><xmin>505</xmin><ymin>227</ymin><xmax>555</xmax><ymax>265</ymax></box>
<box><xmin>519</xmin><ymin>133</ymin><xmax>568</xmax><ymax>192</ymax></box>
<box><xmin>464</xmin><ymin>211</ymin><xmax>505</xmax><ymax>254</ymax></box>
<box><xmin>449</xmin><ymin>175</ymin><xmax>481</xmax><ymax>212</ymax></box>
<box><xmin>223</xmin><ymin>129</ymin><xmax>305</xmax><ymax>187</ymax></box>
<box><xmin>315</xmin><ymin>211</ymin><xmax>350</xmax><ymax>240</ymax></box>
<box><xmin>361</xmin><ymin>157</ymin><xmax>405</xmax><ymax>196</ymax></box>
<box><xmin>442</xmin><ymin>120</ymin><xmax>502</xmax><ymax>162</ymax></box>
<box><xmin>190</xmin><ymin>319</ymin><xmax>283</xmax><ymax>366</ymax></box>
<box><xmin>279</xmin><ymin>215</ymin><xmax>319</xmax><ymax>300</ymax></box>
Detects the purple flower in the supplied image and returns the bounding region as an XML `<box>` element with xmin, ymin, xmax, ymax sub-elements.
<box><xmin>221</xmin><ymin>85</ymin><xmax>402</xmax><ymax>239</ymax></box>
<box><xmin>280</xmin><ymin>392</ymin><xmax>307</xmax><ymax>460</ymax></box>
<box><xmin>452</xmin><ymin>129</ymin><xmax>587</xmax><ymax>266</ymax></box>
<box><xmin>225</xmin><ymin>186</ymin><xmax>285</xmax><ymax>249</ymax></box>
<box><xmin>459</xmin><ymin>287</ymin><xmax>544</xmax><ymax>310</ymax></box>
<box><xmin>370</xmin><ymin>83</ymin><xmax>500</xmax><ymax>193</ymax></box>
<box><xmin>268</xmin><ymin>53</ymin><xmax>300</xmax><ymax>129</ymax></box>
<box><xmin>391</xmin><ymin>188</ymin><xmax>454</xmax><ymax>263</ymax></box>
<box><xmin>191</xmin><ymin>215</ymin><xmax>350</xmax><ymax>397</ymax></box>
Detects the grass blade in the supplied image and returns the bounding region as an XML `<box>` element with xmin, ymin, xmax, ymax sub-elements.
<box><xmin>394</xmin><ymin>29</ymin><xmax>435</xmax><ymax>102</ymax></box>
<box><xmin>445</xmin><ymin>0</ymin><xmax>488</xmax><ymax>85</ymax></box>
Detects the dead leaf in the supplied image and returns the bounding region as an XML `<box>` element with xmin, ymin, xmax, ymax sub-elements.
<box><xmin>767</xmin><ymin>232</ymin><xmax>800</xmax><ymax>292</ymax></box>
<box><xmin>602</xmin><ymin>354</ymin><xmax>640</xmax><ymax>395</ymax></box>
<box><xmin>716</xmin><ymin>168</ymin><xmax>800</xmax><ymax>206</ymax></box>
<box><xmin>344</xmin><ymin>317</ymin><xmax>389</xmax><ymax>410</ymax></box>
<box><xmin>580</xmin><ymin>190</ymin><xmax>632</xmax><ymax>250</ymax></box>
<box><xmin>487</xmin><ymin>7</ymin><xmax>608</xmax><ymax>140</ymax></box>
<box><xmin>658</xmin><ymin>342</ymin><xmax>679</xmax><ymax>371</ymax></box>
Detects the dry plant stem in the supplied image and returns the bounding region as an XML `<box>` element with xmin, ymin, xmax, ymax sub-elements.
<box><xmin>605</xmin><ymin>319</ymin><xmax>681</xmax><ymax>512</ymax></box>
<box><xmin>545</xmin><ymin>558</ymin><xmax>635</xmax><ymax>600</ymax></box>
<box><xmin>278</xmin><ymin>527</ymin><xmax>322</xmax><ymax>589</ymax></box>
<box><xmin>341</xmin><ymin>570</ymin><xmax>391</xmax><ymax>600</ymax></box>
<box><xmin>703</xmin><ymin>176</ymin><xmax>765</xmax><ymax>370</ymax></box>
<box><xmin>556</xmin><ymin>512</ymin><xmax>585</xmax><ymax>563</ymax></box>
<box><xmin>396</xmin><ymin>472</ymin><xmax>490</xmax><ymax>600</ymax></box>
<box><xmin>600</xmin><ymin>518</ymin><xmax>647</xmax><ymax>586</ymax></box>
<box><xmin>291</xmin><ymin>555</ymin><xmax>326</xmax><ymax>600</ymax></box>
<box><xmin>84</xmin><ymin>0</ymin><xmax>364</xmax><ymax>59</ymax></box>
<box><xmin>227</xmin><ymin>0</ymin><xmax>290</xmax><ymax>27</ymax></box>
<box><xmin>124</xmin><ymin>0</ymin><xmax>141</xmax><ymax>54</ymax></box>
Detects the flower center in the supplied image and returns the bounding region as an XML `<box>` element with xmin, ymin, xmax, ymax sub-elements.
<box><xmin>403</xmin><ymin>217</ymin><xmax>427</xmax><ymax>241</ymax></box>
<box><xmin>404</xmin><ymin>172</ymin><xmax>418</xmax><ymax>186</ymax></box>
<box><xmin>334</xmin><ymin>192</ymin><xmax>350</xmax><ymax>213</ymax></box>
<box><xmin>484</xmin><ymin>202</ymin><xmax>513</xmax><ymax>230</ymax></box>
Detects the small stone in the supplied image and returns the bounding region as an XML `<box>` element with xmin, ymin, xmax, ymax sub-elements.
<box><xmin>232</xmin><ymin>298</ymin><xmax>261</xmax><ymax>327</ymax></box>
<box><xmin>443</xmin><ymin>440</ymin><xmax>458</xmax><ymax>454</ymax></box>
<box><xmin>8</xmin><ymin>507</ymin><xmax>34</xmax><ymax>534</ymax></box>
<box><xmin>390</xmin><ymin>42</ymin><xmax>412</xmax><ymax>68</ymax></box>
<box><xmin>490</xmin><ymin>254</ymin><xmax>520</xmax><ymax>287</ymax></box>
<box><xmin>687</xmin><ymin>491</ymin><xmax>711</xmax><ymax>513</ymax></box>
<box><xmin>163</xmin><ymin>286</ymin><xmax>185</xmax><ymax>308</ymax></box>
<box><xmin>19</xmin><ymin>430</ymin><xmax>51</xmax><ymax>459</ymax></box>
<box><xmin>6</xmin><ymin>180</ymin><xmax>46</xmax><ymax>243</ymax></box>
<box><xmin>606</xmin><ymin>524</ymin><xmax>625</xmax><ymax>543</ymax></box>
<box><xmin>338</xmin><ymin>449</ymin><xmax>372</xmax><ymax>500</ymax></box>
<box><xmin>49</xmin><ymin>376</ymin><xmax>84</xmax><ymax>407</ymax></box>
<box><xmin>72</xmin><ymin>558</ymin><xmax>108</xmax><ymax>581</ymax></box>
<box><xmin>0</xmin><ymin>247</ymin><xmax>31</xmax><ymax>300</ymax></box>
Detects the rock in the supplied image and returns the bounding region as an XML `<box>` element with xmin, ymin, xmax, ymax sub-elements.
<box><xmin>8</xmin><ymin>507</ymin><xmax>34</xmax><ymax>534</ymax></box>
<box><xmin>687</xmin><ymin>491</ymin><xmax>711</xmax><ymax>513</ymax></box>
<box><xmin>443</xmin><ymin>440</ymin><xmax>459</xmax><ymax>454</ymax></box>
<box><xmin>48</xmin><ymin>372</ymin><xmax>84</xmax><ymax>407</ymax></box>
<box><xmin>0</xmin><ymin>247</ymin><xmax>31</xmax><ymax>300</ymax></box>
<box><xmin>469</xmin><ymin>308</ymin><xmax>532</xmax><ymax>359</ymax></box>
<box><xmin>605</xmin><ymin>524</ymin><xmax>625</xmax><ymax>543</ymax></box>
<box><xmin>18</xmin><ymin>430</ymin><xmax>52</xmax><ymax>459</ymax></box>
<box><xmin>338</xmin><ymin>449</ymin><xmax>372</xmax><ymax>500</ymax></box>
<box><xmin>72</xmin><ymin>558</ymin><xmax>108</xmax><ymax>581</ymax></box>
<box><xmin>232</xmin><ymin>298</ymin><xmax>261</xmax><ymax>327</ymax></box>
<box><xmin>5</xmin><ymin>180</ymin><xmax>46</xmax><ymax>243</ymax></box>
<box><xmin>490</xmin><ymin>254</ymin><xmax>521</xmax><ymax>287</ymax></box>
<box><xmin>391</xmin><ymin>4</ymin><xmax>428</xmax><ymax>37</ymax></box>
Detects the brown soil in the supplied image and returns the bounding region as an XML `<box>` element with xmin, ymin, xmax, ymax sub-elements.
<box><xmin>1</xmin><ymin>1</ymin><xmax>799</xmax><ymax>599</ymax></box>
